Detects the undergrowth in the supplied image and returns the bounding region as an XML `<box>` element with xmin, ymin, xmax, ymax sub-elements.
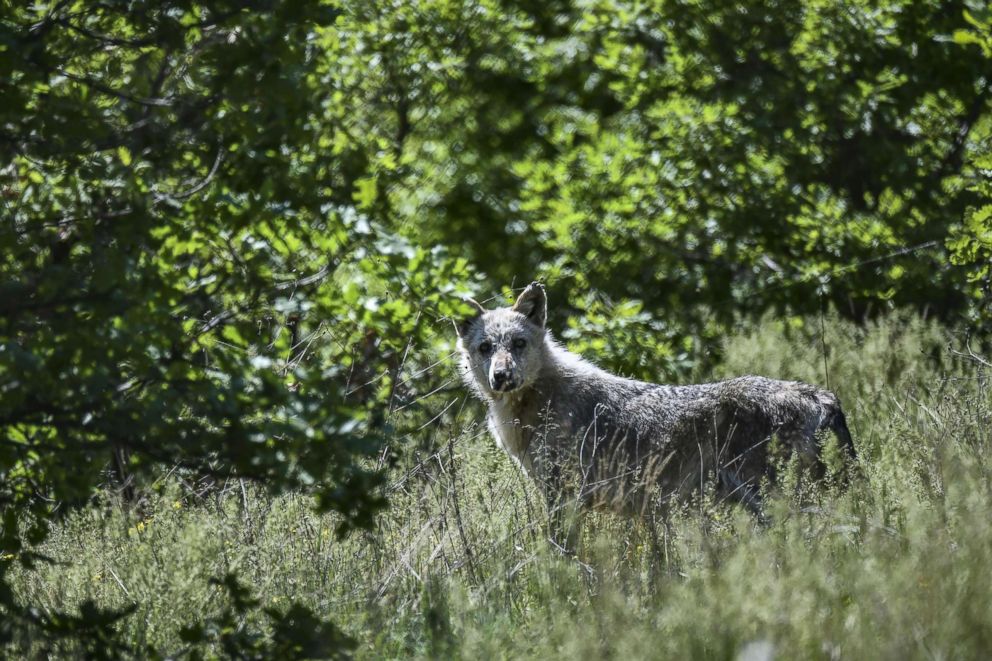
<box><xmin>6</xmin><ymin>313</ymin><xmax>992</xmax><ymax>659</ymax></box>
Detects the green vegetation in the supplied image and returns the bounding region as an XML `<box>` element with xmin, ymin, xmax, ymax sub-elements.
<box><xmin>8</xmin><ymin>316</ymin><xmax>992</xmax><ymax>658</ymax></box>
<box><xmin>2</xmin><ymin>0</ymin><xmax>992</xmax><ymax>656</ymax></box>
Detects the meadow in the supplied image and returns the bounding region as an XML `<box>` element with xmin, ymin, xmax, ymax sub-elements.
<box><xmin>8</xmin><ymin>313</ymin><xmax>991</xmax><ymax>659</ymax></box>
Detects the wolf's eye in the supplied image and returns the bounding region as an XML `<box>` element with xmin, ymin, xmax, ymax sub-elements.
<box><xmin>478</xmin><ymin>341</ymin><xmax>493</xmax><ymax>356</ymax></box>
<box><xmin>512</xmin><ymin>338</ymin><xmax>527</xmax><ymax>350</ymax></box>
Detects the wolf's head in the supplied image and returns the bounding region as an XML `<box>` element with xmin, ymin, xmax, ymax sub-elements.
<box><xmin>454</xmin><ymin>282</ymin><xmax>548</xmax><ymax>399</ymax></box>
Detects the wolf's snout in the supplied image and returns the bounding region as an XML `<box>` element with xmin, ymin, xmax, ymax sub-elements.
<box><xmin>489</xmin><ymin>352</ymin><xmax>519</xmax><ymax>392</ymax></box>
<box><xmin>490</xmin><ymin>368</ymin><xmax>516</xmax><ymax>391</ymax></box>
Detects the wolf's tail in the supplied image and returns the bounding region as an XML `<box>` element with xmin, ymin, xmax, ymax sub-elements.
<box><xmin>825</xmin><ymin>405</ymin><xmax>857</xmax><ymax>460</ymax></box>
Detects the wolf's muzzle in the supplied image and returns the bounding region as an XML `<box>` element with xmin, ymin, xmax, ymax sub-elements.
<box><xmin>490</xmin><ymin>369</ymin><xmax>518</xmax><ymax>392</ymax></box>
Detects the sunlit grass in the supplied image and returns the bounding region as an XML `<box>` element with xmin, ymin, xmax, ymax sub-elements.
<box><xmin>8</xmin><ymin>314</ymin><xmax>992</xmax><ymax>658</ymax></box>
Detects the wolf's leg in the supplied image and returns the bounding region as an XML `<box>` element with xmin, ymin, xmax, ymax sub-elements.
<box><xmin>717</xmin><ymin>468</ymin><xmax>765</xmax><ymax>517</ymax></box>
<box><xmin>544</xmin><ymin>462</ymin><xmax>583</xmax><ymax>554</ymax></box>
<box><xmin>547</xmin><ymin>491</ymin><xmax>583</xmax><ymax>555</ymax></box>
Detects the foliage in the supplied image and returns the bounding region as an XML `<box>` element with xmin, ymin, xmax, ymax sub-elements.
<box><xmin>322</xmin><ymin>0</ymin><xmax>992</xmax><ymax>351</ymax></box>
<box><xmin>7</xmin><ymin>316</ymin><xmax>992</xmax><ymax>658</ymax></box>
<box><xmin>2</xmin><ymin>0</ymin><xmax>992</xmax><ymax>655</ymax></box>
<box><xmin>178</xmin><ymin>574</ymin><xmax>356</xmax><ymax>660</ymax></box>
<box><xmin>0</xmin><ymin>0</ymin><xmax>475</xmax><ymax>652</ymax></box>
<box><xmin>948</xmin><ymin>6</ymin><xmax>992</xmax><ymax>310</ymax></box>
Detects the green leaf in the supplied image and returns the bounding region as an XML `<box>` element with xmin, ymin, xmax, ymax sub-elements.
<box><xmin>353</xmin><ymin>177</ymin><xmax>377</xmax><ymax>209</ymax></box>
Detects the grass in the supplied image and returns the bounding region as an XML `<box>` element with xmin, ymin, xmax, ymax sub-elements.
<box><xmin>7</xmin><ymin>313</ymin><xmax>992</xmax><ymax>658</ymax></box>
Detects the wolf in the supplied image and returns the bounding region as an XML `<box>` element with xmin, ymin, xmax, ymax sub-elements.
<box><xmin>455</xmin><ymin>282</ymin><xmax>856</xmax><ymax>536</ymax></box>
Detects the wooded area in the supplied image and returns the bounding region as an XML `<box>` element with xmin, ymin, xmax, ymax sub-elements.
<box><xmin>2</xmin><ymin>1</ymin><xmax>991</xmax><ymax>657</ymax></box>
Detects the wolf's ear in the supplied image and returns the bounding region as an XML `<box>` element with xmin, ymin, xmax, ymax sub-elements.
<box><xmin>511</xmin><ymin>282</ymin><xmax>547</xmax><ymax>328</ymax></box>
<box><xmin>453</xmin><ymin>297</ymin><xmax>486</xmax><ymax>338</ymax></box>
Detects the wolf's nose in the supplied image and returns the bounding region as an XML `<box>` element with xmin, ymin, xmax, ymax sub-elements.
<box><xmin>492</xmin><ymin>370</ymin><xmax>510</xmax><ymax>390</ymax></box>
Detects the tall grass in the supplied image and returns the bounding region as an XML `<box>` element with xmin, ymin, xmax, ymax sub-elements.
<box><xmin>7</xmin><ymin>314</ymin><xmax>992</xmax><ymax>658</ymax></box>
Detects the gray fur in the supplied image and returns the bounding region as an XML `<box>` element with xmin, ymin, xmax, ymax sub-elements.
<box><xmin>455</xmin><ymin>283</ymin><xmax>856</xmax><ymax>519</ymax></box>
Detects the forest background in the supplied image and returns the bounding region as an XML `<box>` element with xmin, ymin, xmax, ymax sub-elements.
<box><xmin>2</xmin><ymin>1</ymin><xmax>992</xmax><ymax>657</ymax></box>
